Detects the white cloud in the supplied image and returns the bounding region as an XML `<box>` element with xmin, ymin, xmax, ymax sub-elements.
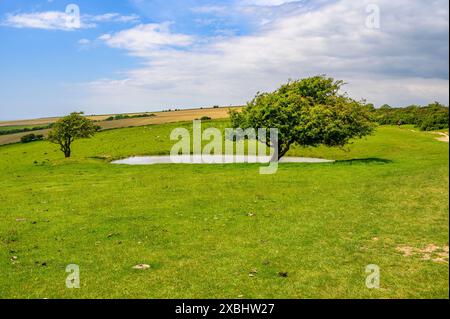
<box><xmin>2</xmin><ymin>11</ymin><xmax>87</xmax><ymax>30</ymax></box>
<box><xmin>85</xmin><ymin>13</ymin><xmax>140</xmax><ymax>23</ymax></box>
<box><xmin>78</xmin><ymin>38</ymin><xmax>91</xmax><ymax>45</ymax></box>
<box><xmin>2</xmin><ymin>11</ymin><xmax>139</xmax><ymax>31</ymax></box>
<box><xmin>348</xmin><ymin>77</ymin><xmax>450</xmax><ymax>106</ymax></box>
<box><xmin>240</xmin><ymin>0</ymin><xmax>301</xmax><ymax>6</ymax></box>
<box><xmin>83</xmin><ymin>0</ymin><xmax>448</xmax><ymax>114</ymax></box>
<box><xmin>99</xmin><ymin>23</ymin><xmax>194</xmax><ymax>53</ymax></box>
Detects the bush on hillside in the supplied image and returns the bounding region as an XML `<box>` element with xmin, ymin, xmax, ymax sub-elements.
<box><xmin>20</xmin><ymin>133</ymin><xmax>44</xmax><ymax>143</ymax></box>
<box><xmin>371</xmin><ymin>102</ymin><xmax>449</xmax><ymax>131</ymax></box>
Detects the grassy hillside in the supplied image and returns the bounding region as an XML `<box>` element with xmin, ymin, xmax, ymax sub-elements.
<box><xmin>0</xmin><ymin>120</ymin><xmax>448</xmax><ymax>298</ymax></box>
<box><xmin>0</xmin><ymin>107</ymin><xmax>239</xmax><ymax>145</ymax></box>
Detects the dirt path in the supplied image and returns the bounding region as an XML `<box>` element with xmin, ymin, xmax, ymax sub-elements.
<box><xmin>435</xmin><ymin>132</ymin><xmax>449</xmax><ymax>143</ymax></box>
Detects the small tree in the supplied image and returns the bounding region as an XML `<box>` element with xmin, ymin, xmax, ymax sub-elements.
<box><xmin>230</xmin><ymin>76</ymin><xmax>375</xmax><ymax>159</ymax></box>
<box><xmin>48</xmin><ymin>112</ymin><xmax>98</xmax><ymax>158</ymax></box>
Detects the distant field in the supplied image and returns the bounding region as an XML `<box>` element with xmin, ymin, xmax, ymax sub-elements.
<box><xmin>0</xmin><ymin>120</ymin><xmax>448</xmax><ymax>298</ymax></box>
<box><xmin>0</xmin><ymin>107</ymin><xmax>239</xmax><ymax>126</ymax></box>
<box><xmin>0</xmin><ymin>129</ymin><xmax>51</xmax><ymax>145</ymax></box>
<box><xmin>0</xmin><ymin>107</ymin><xmax>240</xmax><ymax>145</ymax></box>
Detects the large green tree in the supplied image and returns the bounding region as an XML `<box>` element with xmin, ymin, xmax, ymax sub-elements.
<box><xmin>48</xmin><ymin>112</ymin><xmax>98</xmax><ymax>158</ymax></box>
<box><xmin>230</xmin><ymin>76</ymin><xmax>375</xmax><ymax>159</ymax></box>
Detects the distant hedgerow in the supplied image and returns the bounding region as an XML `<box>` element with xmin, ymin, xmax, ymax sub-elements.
<box><xmin>370</xmin><ymin>102</ymin><xmax>449</xmax><ymax>131</ymax></box>
<box><xmin>105</xmin><ymin>113</ymin><xmax>156</xmax><ymax>121</ymax></box>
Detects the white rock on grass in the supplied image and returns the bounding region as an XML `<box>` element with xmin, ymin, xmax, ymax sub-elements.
<box><xmin>132</xmin><ymin>264</ymin><xmax>151</xmax><ymax>270</ymax></box>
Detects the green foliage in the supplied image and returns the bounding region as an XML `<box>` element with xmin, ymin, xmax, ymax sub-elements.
<box><xmin>0</xmin><ymin>124</ymin><xmax>52</xmax><ymax>136</ymax></box>
<box><xmin>372</xmin><ymin>102</ymin><xmax>449</xmax><ymax>131</ymax></box>
<box><xmin>200</xmin><ymin>116</ymin><xmax>212</xmax><ymax>121</ymax></box>
<box><xmin>230</xmin><ymin>76</ymin><xmax>375</xmax><ymax>158</ymax></box>
<box><xmin>48</xmin><ymin>112</ymin><xmax>98</xmax><ymax>158</ymax></box>
<box><xmin>20</xmin><ymin>133</ymin><xmax>44</xmax><ymax>143</ymax></box>
<box><xmin>105</xmin><ymin>113</ymin><xmax>156</xmax><ymax>121</ymax></box>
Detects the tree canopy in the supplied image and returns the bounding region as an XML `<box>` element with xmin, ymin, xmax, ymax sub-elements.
<box><xmin>48</xmin><ymin>112</ymin><xmax>98</xmax><ymax>158</ymax></box>
<box><xmin>230</xmin><ymin>76</ymin><xmax>375</xmax><ymax>159</ymax></box>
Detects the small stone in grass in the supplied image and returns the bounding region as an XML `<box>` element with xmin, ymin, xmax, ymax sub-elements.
<box><xmin>133</xmin><ymin>264</ymin><xmax>151</xmax><ymax>270</ymax></box>
<box><xmin>11</xmin><ymin>256</ymin><xmax>18</xmax><ymax>261</ymax></box>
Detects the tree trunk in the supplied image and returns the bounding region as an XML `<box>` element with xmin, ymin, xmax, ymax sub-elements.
<box><xmin>62</xmin><ymin>139</ymin><xmax>71</xmax><ymax>158</ymax></box>
<box><xmin>277</xmin><ymin>146</ymin><xmax>289</xmax><ymax>160</ymax></box>
<box><xmin>269</xmin><ymin>144</ymin><xmax>289</xmax><ymax>161</ymax></box>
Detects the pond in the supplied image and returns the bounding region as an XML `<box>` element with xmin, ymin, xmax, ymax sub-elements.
<box><xmin>111</xmin><ymin>155</ymin><xmax>334</xmax><ymax>165</ymax></box>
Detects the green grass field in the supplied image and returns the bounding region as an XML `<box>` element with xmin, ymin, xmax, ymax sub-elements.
<box><xmin>0</xmin><ymin>120</ymin><xmax>448</xmax><ymax>298</ymax></box>
<box><xmin>0</xmin><ymin>124</ymin><xmax>49</xmax><ymax>133</ymax></box>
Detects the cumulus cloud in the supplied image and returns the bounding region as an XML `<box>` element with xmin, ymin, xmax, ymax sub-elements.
<box><xmin>2</xmin><ymin>11</ymin><xmax>139</xmax><ymax>30</ymax></box>
<box><xmin>98</xmin><ymin>23</ymin><xmax>194</xmax><ymax>53</ymax></box>
<box><xmin>84</xmin><ymin>0</ymin><xmax>448</xmax><ymax>114</ymax></box>
<box><xmin>2</xmin><ymin>11</ymin><xmax>86</xmax><ymax>30</ymax></box>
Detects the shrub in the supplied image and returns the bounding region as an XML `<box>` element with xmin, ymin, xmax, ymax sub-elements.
<box><xmin>418</xmin><ymin>111</ymin><xmax>449</xmax><ymax>131</ymax></box>
<box><xmin>20</xmin><ymin>133</ymin><xmax>44</xmax><ymax>143</ymax></box>
<box><xmin>371</xmin><ymin>102</ymin><xmax>449</xmax><ymax>131</ymax></box>
<box><xmin>200</xmin><ymin>116</ymin><xmax>212</xmax><ymax>121</ymax></box>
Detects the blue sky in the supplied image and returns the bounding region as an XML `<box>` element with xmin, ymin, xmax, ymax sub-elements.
<box><xmin>0</xmin><ymin>0</ymin><xmax>448</xmax><ymax>120</ymax></box>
